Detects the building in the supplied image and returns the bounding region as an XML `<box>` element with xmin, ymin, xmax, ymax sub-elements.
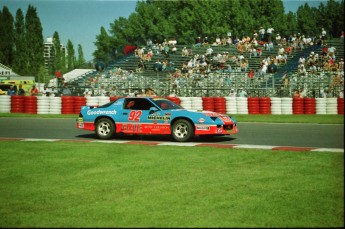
<box><xmin>43</xmin><ymin>37</ymin><xmax>67</xmax><ymax>70</ymax></box>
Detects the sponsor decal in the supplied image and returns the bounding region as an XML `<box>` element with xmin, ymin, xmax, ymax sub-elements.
<box><xmin>196</xmin><ymin>125</ymin><xmax>210</xmax><ymax>130</ymax></box>
<box><xmin>147</xmin><ymin>115</ymin><xmax>171</xmax><ymax>120</ymax></box>
<box><xmin>198</xmin><ymin>118</ymin><xmax>205</xmax><ymax>123</ymax></box>
<box><xmin>87</xmin><ymin>109</ymin><xmax>116</xmax><ymax>115</ymax></box>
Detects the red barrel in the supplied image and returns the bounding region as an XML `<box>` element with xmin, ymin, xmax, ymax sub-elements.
<box><xmin>11</xmin><ymin>95</ymin><xmax>25</xmax><ymax>113</ymax></box>
<box><xmin>304</xmin><ymin>98</ymin><xmax>316</xmax><ymax>114</ymax></box>
<box><xmin>24</xmin><ymin>96</ymin><xmax>37</xmax><ymax>114</ymax></box>
<box><xmin>259</xmin><ymin>97</ymin><xmax>271</xmax><ymax>114</ymax></box>
<box><xmin>293</xmin><ymin>97</ymin><xmax>304</xmax><ymax>114</ymax></box>
<box><xmin>337</xmin><ymin>98</ymin><xmax>344</xmax><ymax>114</ymax></box>
<box><xmin>248</xmin><ymin>97</ymin><xmax>260</xmax><ymax>114</ymax></box>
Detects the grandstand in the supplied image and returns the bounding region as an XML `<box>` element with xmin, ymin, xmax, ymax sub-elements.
<box><xmin>68</xmin><ymin>38</ymin><xmax>344</xmax><ymax>98</ymax></box>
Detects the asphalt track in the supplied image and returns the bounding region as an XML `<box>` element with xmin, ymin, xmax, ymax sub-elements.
<box><xmin>0</xmin><ymin>117</ymin><xmax>343</xmax><ymax>152</ymax></box>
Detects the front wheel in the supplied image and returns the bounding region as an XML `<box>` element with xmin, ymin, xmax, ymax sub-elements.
<box><xmin>171</xmin><ymin>119</ymin><xmax>194</xmax><ymax>142</ymax></box>
<box><xmin>95</xmin><ymin>118</ymin><xmax>115</xmax><ymax>139</ymax></box>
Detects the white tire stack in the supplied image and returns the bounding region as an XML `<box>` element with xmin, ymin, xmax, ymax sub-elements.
<box><xmin>49</xmin><ymin>96</ymin><xmax>62</xmax><ymax>114</ymax></box>
<box><xmin>179</xmin><ymin>97</ymin><xmax>192</xmax><ymax>110</ymax></box>
<box><xmin>225</xmin><ymin>97</ymin><xmax>237</xmax><ymax>114</ymax></box>
<box><xmin>86</xmin><ymin>96</ymin><xmax>99</xmax><ymax>107</ymax></box>
<box><xmin>281</xmin><ymin>97</ymin><xmax>293</xmax><ymax>114</ymax></box>
<box><xmin>98</xmin><ymin>96</ymin><xmax>110</xmax><ymax>106</ymax></box>
<box><xmin>315</xmin><ymin>98</ymin><xmax>327</xmax><ymax>114</ymax></box>
<box><xmin>190</xmin><ymin>97</ymin><xmax>203</xmax><ymax>110</ymax></box>
<box><xmin>0</xmin><ymin>95</ymin><xmax>11</xmax><ymax>113</ymax></box>
<box><xmin>236</xmin><ymin>97</ymin><xmax>248</xmax><ymax>114</ymax></box>
<box><xmin>37</xmin><ymin>96</ymin><xmax>50</xmax><ymax>114</ymax></box>
<box><xmin>326</xmin><ymin>98</ymin><xmax>338</xmax><ymax>114</ymax></box>
<box><xmin>270</xmin><ymin>97</ymin><xmax>282</xmax><ymax>115</ymax></box>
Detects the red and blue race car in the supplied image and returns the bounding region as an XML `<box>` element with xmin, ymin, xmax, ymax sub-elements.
<box><xmin>76</xmin><ymin>97</ymin><xmax>238</xmax><ymax>142</ymax></box>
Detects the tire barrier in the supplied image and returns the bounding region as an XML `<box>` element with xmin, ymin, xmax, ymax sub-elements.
<box><xmin>304</xmin><ymin>98</ymin><xmax>316</xmax><ymax>114</ymax></box>
<box><xmin>202</xmin><ymin>97</ymin><xmax>214</xmax><ymax>112</ymax></box>
<box><xmin>248</xmin><ymin>97</ymin><xmax>260</xmax><ymax>114</ymax></box>
<box><xmin>0</xmin><ymin>95</ymin><xmax>11</xmax><ymax>113</ymax></box>
<box><xmin>293</xmin><ymin>97</ymin><xmax>304</xmax><ymax>114</ymax></box>
<box><xmin>179</xmin><ymin>97</ymin><xmax>192</xmax><ymax>110</ymax></box>
<box><xmin>166</xmin><ymin>96</ymin><xmax>181</xmax><ymax>105</ymax></box>
<box><xmin>61</xmin><ymin>96</ymin><xmax>75</xmax><ymax>114</ymax></box>
<box><xmin>10</xmin><ymin>95</ymin><xmax>25</xmax><ymax>113</ymax></box>
<box><xmin>225</xmin><ymin>97</ymin><xmax>237</xmax><ymax>114</ymax></box>
<box><xmin>337</xmin><ymin>98</ymin><xmax>344</xmax><ymax>114</ymax></box>
<box><xmin>259</xmin><ymin>97</ymin><xmax>271</xmax><ymax>114</ymax></box>
<box><xmin>326</xmin><ymin>98</ymin><xmax>338</xmax><ymax>114</ymax></box>
<box><xmin>1</xmin><ymin>95</ymin><xmax>343</xmax><ymax>115</ymax></box>
<box><xmin>24</xmin><ymin>96</ymin><xmax>37</xmax><ymax>114</ymax></box>
<box><xmin>270</xmin><ymin>97</ymin><xmax>282</xmax><ymax>115</ymax></box>
<box><xmin>236</xmin><ymin>97</ymin><xmax>248</xmax><ymax>114</ymax></box>
<box><xmin>74</xmin><ymin>97</ymin><xmax>87</xmax><ymax>114</ymax></box>
<box><xmin>281</xmin><ymin>98</ymin><xmax>293</xmax><ymax>114</ymax></box>
<box><xmin>214</xmin><ymin>97</ymin><xmax>227</xmax><ymax>114</ymax></box>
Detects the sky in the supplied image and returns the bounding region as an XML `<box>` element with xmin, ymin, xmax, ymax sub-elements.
<box><xmin>1</xmin><ymin>0</ymin><xmax>330</xmax><ymax>62</ymax></box>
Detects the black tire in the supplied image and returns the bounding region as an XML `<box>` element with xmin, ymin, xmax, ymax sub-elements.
<box><xmin>171</xmin><ymin>119</ymin><xmax>194</xmax><ymax>142</ymax></box>
<box><xmin>95</xmin><ymin>118</ymin><xmax>115</xmax><ymax>139</ymax></box>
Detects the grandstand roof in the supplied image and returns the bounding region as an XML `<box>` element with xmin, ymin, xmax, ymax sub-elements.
<box><xmin>63</xmin><ymin>69</ymin><xmax>95</xmax><ymax>82</ymax></box>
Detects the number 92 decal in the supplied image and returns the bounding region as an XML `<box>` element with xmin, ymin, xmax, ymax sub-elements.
<box><xmin>128</xmin><ymin>110</ymin><xmax>142</xmax><ymax>121</ymax></box>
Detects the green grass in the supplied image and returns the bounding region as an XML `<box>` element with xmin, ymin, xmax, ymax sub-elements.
<box><xmin>0</xmin><ymin>113</ymin><xmax>344</xmax><ymax>124</ymax></box>
<box><xmin>0</xmin><ymin>141</ymin><xmax>343</xmax><ymax>228</ymax></box>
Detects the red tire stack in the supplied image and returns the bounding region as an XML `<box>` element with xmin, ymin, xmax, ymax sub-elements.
<box><xmin>166</xmin><ymin>96</ymin><xmax>181</xmax><ymax>105</ymax></box>
<box><xmin>337</xmin><ymin>98</ymin><xmax>344</xmax><ymax>114</ymax></box>
<box><xmin>11</xmin><ymin>95</ymin><xmax>25</xmax><ymax>113</ymax></box>
<box><xmin>202</xmin><ymin>97</ymin><xmax>215</xmax><ymax>112</ymax></box>
<box><xmin>74</xmin><ymin>97</ymin><xmax>87</xmax><ymax>114</ymax></box>
<box><xmin>61</xmin><ymin>96</ymin><xmax>75</xmax><ymax>114</ymax></box>
<box><xmin>293</xmin><ymin>97</ymin><xmax>304</xmax><ymax>114</ymax></box>
<box><xmin>214</xmin><ymin>97</ymin><xmax>227</xmax><ymax>114</ymax></box>
<box><xmin>304</xmin><ymin>98</ymin><xmax>316</xmax><ymax>114</ymax></box>
<box><xmin>24</xmin><ymin>96</ymin><xmax>37</xmax><ymax>114</ymax></box>
<box><xmin>247</xmin><ymin>97</ymin><xmax>260</xmax><ymax>114</ymax></box>
<box><xmin>259</xmin><ymin>97</ymin><xmax>271</xmax><ymax>114</ymax></box>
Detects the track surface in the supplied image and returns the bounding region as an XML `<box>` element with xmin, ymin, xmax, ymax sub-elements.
<box><xmin>0</xmin><ymin>117</ymin><xmax>343</xmax><ymax>152</ymax></box>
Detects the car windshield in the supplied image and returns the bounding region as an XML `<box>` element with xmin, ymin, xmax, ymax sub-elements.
<box><xmin>151</xmin><ymin>98</ymin><xmax>183</xmax><ymax>110</ymax></box>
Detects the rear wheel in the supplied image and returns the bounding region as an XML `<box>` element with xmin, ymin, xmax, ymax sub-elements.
<box><xmin>171</xmin><ymin>119</ymin><xmax>194</xmax><ymax>142</ymax></box>
<box><xmin>95</xmin><ymin>118</ymin><xmax>115</xmax><ymax>139</ymax></box>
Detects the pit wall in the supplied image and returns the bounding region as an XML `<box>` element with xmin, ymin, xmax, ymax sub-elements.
<box><xmin>0</xmin><ymin>95</ymin><xmax>343</xmax><ymax>115</ymax></box>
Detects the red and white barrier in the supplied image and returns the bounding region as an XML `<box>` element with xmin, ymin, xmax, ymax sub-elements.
<box><xmin>1</xmin><ymin>95</ymin><xmax>344</xmax><ymax>115</ymax></box>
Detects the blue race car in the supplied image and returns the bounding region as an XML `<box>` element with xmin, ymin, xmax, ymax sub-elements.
<box><xmin>76</xmin><ymin>97</ymin><xmax>238</xmax><ymax>142</ymax></box>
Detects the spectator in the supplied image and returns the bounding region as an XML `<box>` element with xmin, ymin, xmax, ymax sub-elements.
<box><xmin>41</xmin><ymin>85</ymin><xmax>50</xmax><ymax>97</ymax></box>
<box><xmin>293</xmin><ymin>90</ymin><xmax>301</xmax><ymax>98</ymax></box>
<box><xmin>62</xmin><ymin>85</ymin><xmax>72</xmax><ymax>95</ymax></box>
<box><xmin>228</xmin><ymin>89</ymin><xmax>237</xmax><ymax>97</ymax></box>
<box><xmin>7</xmin><ymin>85</ymin><xmax>16</xmax><ymax>96</ymax></box>
<box><xmin>30</xmin><ymin>85</ymin><xmax>39</xmax><ymax>96</ymax></box>
<box><xmin>259</xmin><ymin>26</ymin><xmax>265</xmax><ymax>41</ymax></box>
<box><xmin>17</xmin><ymin>84</ymin><xmax>25</xmax><ymax>96</ymax></box>
<box><xmin>266</xmin><ymin>26</ymin><xmax>274</xmax><ymax>43</ymax></box>
<box><xmin>153</xmin><ymin>59</ymin><xmax>163</xmax><ymax>72</ymax></box>
<box><xmin>145</xmin><ymin>87</ymin><xmax>156</xmax><ymax>96</ymax></box>
<box><xmin>238</xmin><ymin>88</ymin><xmax>247</xmax><ymax>97</ymax></box>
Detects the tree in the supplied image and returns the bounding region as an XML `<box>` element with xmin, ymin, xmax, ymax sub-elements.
<box><xmin>52</xmin><ymin>31</ymin><xmax>65</xmax><ymax>74</ymax></box>
<box><xmin>0</xmin><ymin>6</ymin><xmax>15</xmax><ymax>66</ymax></box>
<box><xmin>77</xmin><ymin>44</ymin><xmax>86</xmax><ymax>67</ymax></box>
<box><xmin>25</xmin><ymin>4</ymin><xmax>44</xmax><ymax>77</ymax></box>
<box><xmin>66</xmin><ymin>40</ymin><xmax>76</xmax><ymax>71</ymax></box>
<box><xmin>93</xmin><ymin>26</ymin><xmax>114</xmax><ymax>64</ymax></box>
<box><xmin>13</xmin><ymin>8</ymin><xmax>27</xmax><ymax>75</ymax></box>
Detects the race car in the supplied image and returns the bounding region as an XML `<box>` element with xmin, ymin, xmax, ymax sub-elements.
<box><xmin>76</xmin><ymin>97</ymin><xmax>238</xmax><ymax>142</ymax></box>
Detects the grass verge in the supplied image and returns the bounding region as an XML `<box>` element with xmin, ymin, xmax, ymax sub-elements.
<box><xmin>0</xmin><ymin>141</ymin><xmax>343</xmax><ymax>228</ymax></box>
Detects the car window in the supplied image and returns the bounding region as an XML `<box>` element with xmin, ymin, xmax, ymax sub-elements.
<box><xmin>124</xmin><ymin>98</ymin><xmax>154</xmax><ymax>110</ymax></box>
